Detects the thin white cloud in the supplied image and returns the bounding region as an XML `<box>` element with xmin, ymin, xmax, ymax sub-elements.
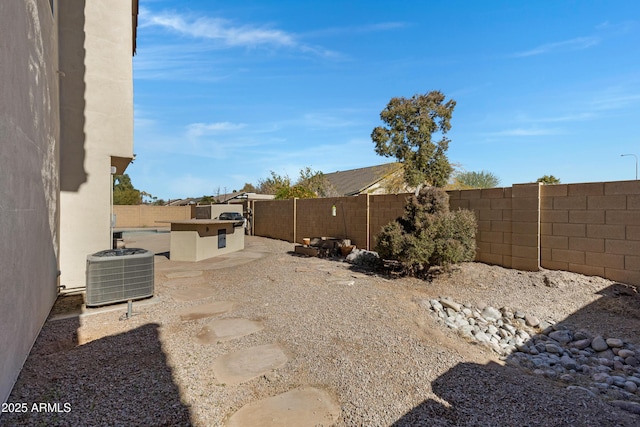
<box><xmin>514</xmin><ymin>36</ymin><xmax>600</xmax><ymax>57</ymax></box>
<box><xmin>133</xmin><ymin>43</ymin><xmax>235</xmax><ymax>81</ymax></box>
<box><xmin>260</xmin><ymin>109</ymin><xmax>365</xmax><ymax>132</ymax></box>
<box><xmin>186</xmin><ymin>122</ymin><xmax>246</xmax><ymax>137</ymax></box>
<box><xmin>595</xmin><ymin>20</ymin><xmax>637</xmax><ymax>34</ymax></box>
<box><xmin>138</xmin><ymin>6</ymin><xmax>339</xmax><ymax>58</ymax></box>
<box><xmin>139</xmin><ymin>7</ymin><xmax>295</xmax><ymax>48</ymax></box>
<box><xmin>589</xmin><ymin>93</ymin><xmax>640</xmax><ymax>111</ymax></box>
<box><xmin>515</xmin><ymin>112</ymin><xmax>597</xmax><ymax>124</ymax></box>
<box><xmin>302</xmin><ymin>22</ymin><xmax>408</xmax><ymax>38</ymax></box>
<box><xmin>488</xmin><ymin>128</ymin><xmax>564</xmax><ymax>137</ymax></box>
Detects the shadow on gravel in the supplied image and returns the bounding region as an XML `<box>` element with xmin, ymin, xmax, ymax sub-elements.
<box><xmin>393</xmin><ymin>361</ymin><xmax>639</xmax><ymax>427</ymax></box>
<box><xmin>3</xmin><ymin>315</ymin><xmax>192</xmax><ymax>427</ymax></box>
<box><xmin>393</xmin><ymin>283</ymin><xmax>640</xmax><ymax>426</ymax></box>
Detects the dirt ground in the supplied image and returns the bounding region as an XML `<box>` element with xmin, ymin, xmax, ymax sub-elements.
<box><xmin>4</xmin><ymin>236</ymin><xmax>640</xmax><ymax>426</ymax></box>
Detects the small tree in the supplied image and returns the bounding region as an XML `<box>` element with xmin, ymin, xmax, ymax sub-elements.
<box><xmin>454</xmin><ymin>170</ymin><xmax>501</xmax><ymax>189</ymax></box>
<box><xmin>537</xmin><ymin>175</ymin><xmax>560</xmax><ymax>184</ymax></box>
<box><xmin>257</xmin><ymin>171</ymin><xmax>291</xmax><ymax>195</ymax></box>
<box><xmin>257</xmin><ymin>168</ymin><xmax>339</xmax><ymax>199</ymax></box>
<box><xmin>275</xmin><ymin>185</ymin><xmax>316</xmax><ymax>200</ymax></box>
<box><xmin>376</xmin><ymin>187</ymin><xmax>477</xmax><ymax>276</ymax></box>
<box><xmin>297</xmin><ymin>167</ymin><xmax>339</xmax><ymax>197</ymax></box>
<box><xmin>372</xmin><ymin>90</ymin><xmax>456</xmax><ymax>189</ymax></box>
<box><xmin>240</xmin><ymin>182</ymin><xmax>257</xmax><ymax>193</ymax></box>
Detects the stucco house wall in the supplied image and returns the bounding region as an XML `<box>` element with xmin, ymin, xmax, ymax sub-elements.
<box><xmin>0</xmin><ymin>0</ymin><xmax>61</xmax><ymax>405</ymax></box>
<box><xmin>58</xmin><ymin>0</ymin><xmax>136</xmax><ymax>289</ymax></box>
<box><xmin>0</xmin><ymin>0</ymin><xmax>137</xmax><ymax>405</ymax></box>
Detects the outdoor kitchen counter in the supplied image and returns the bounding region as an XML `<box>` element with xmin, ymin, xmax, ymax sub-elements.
<box><xmin>159</xmin><ymin>219</ymin><xmax>245</xmax><ymax>262</ymax></box>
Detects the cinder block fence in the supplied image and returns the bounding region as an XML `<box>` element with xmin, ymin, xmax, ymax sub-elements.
<box><xmin>113</xmin><ymin>205</ymin><xmax>193</xmax><ymax>228</ymax></box>
<box><xmin>253</xmin><ymin>180</ymin><xmax>640</xmax><ymax>286</ymax></box>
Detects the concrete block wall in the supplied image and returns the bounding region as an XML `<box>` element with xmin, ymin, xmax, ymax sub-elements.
<box><xmin>296</xmin><ymin>195</ymin><xmax>368</xmax><ymax>247</ymax></box>
<box><xmin>113</xmin><ymin>205</ymin><xmax>192</xmax><ymax>228</ymax></box>
<box><xmin>368</xmin><ymin>193</ymin><xmax>408</xmax><ymax>249</ymax></box>
<box><xmin>249</xmin><ymin>179</ymin><xmax>640</xmax><ymax>286</ymax></box>
<box><xmin>449</xmin><ymin>186</ymin><xmax>516</xmax><ymax>268</ymax></box>
<box><xmin>540</xmin><ymin>180</ymin><xmax>640</xmax><ymax>284</ymax></box>
<box><xmin>253</xmin><ymin>199</ymin><xmax>295</xmax><ymax>242</ymax></box>
<box><xmin>511</xmin><ymin>184</ymin><xmax>541</xmax><ymax>271</ymax></box>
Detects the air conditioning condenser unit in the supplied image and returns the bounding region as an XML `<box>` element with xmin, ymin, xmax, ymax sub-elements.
<box><xmin>86</xmin><ymin>248</ymin><xmax>154</xmax><ymax>307</ymax></box>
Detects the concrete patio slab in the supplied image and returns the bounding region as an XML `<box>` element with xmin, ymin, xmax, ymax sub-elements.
<box><xmin>212</xmin><ymin>343</ymin><xmax>288</xmax><ymax>385</ymax></box>
<box><xmin>162</xmin><ymin>276</ymin><xmax>206</xmax><ymax>288</ymax></box>
<box><xmin>169</xmin><ymin>287</ymin><xmax>217</xmax><ymax>302</ymax></box>
<box><xmin>197</xmin><ymin>318</ymin><xmax>264</xmax><ymax>343</ymax></box>
<box><xmin>165</xmin><ymin>270</ymin><xmax>203</xmax><ymax>279</ymax></box>
<box><xmin>177</xmin><ymin>301</ymin><xmax>235</xmax><ymax>321</ymax></box>
<box><xmin>225</xmin><ymin>386</ymin><xmax>341</xmax><ymax>427</ymax></box>
<box><xmin>198</xmin><ymin>251</ymin><xmax>266</xmax><ymax>271</ymax></box>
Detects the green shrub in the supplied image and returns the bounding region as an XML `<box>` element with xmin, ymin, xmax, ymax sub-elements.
<box><xmin>375</xmin><ymin>187</ymin><xmax>477</xmax><ymax>276</ymax></box>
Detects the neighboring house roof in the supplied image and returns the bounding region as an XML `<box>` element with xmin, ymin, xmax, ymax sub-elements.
<box><xmin>168</xmin><ymin>198</ymin><xmax>199</xmax><ymax>206</ymax></box>
<box><xmin>324</xmin><ymin>163</ymin><xmax>403</xmax><ymax>196</ymax></box>
<box><xmin>219</xmin><ymin>192</ymin><xmax>276</xmax><ymax>203</ymax></box>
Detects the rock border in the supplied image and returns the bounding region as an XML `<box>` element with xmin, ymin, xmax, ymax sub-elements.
<box><xmin>423</xmin><ymin>297</ymin><xmax>640</xmax><ymax>414</ymax></box>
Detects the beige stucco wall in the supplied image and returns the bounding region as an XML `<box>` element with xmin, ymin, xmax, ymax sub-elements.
<box><xmin>59</xmin><ymin>0</ymin><xmax>135</xmax><ymax>289</ymax></box>
<box><xmin>0</xmin><ymin>0</ymin><xmax>60</xmax><ymax>404</ymax></box>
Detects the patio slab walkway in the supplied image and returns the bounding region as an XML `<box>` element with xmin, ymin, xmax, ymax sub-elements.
<box><xmin>129</xmin><ymin>231</ymin><xmax>343</xmax><ymax>424</ymax></box>
<box><xmin>197</xmin><ymin>318</ymin><xmax>264</xmax><ymax>343</ymax></box>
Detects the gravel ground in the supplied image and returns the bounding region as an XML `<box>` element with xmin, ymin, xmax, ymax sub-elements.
<box><xmin>3</xmin><ymin>236</ymin><xmax>640</xmax><ymax>426</ymax></box>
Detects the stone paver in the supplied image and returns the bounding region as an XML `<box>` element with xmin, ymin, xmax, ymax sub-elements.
<box><xmin>225</xmin><ymin>386</ymin><xmax>341</xmax><ymax>427</ymax></box>
<box><xmin>197</xmin><ymin>318</ymin><xmax>264</xmax><ymax>343</ymax></box>
<box><xmin>212</xmin><ymin>343</ymin><xmax>288</xmax><ymax>385</ymax></box>
<box><xmin>327</xmin><ymin>279</ymin><xmax>355</xmax><ymax>286</ymax></box>
<box><xmin>177</xmin><ymin>301</ymin><xmax>235</xmax><ymax>321</ymax></box>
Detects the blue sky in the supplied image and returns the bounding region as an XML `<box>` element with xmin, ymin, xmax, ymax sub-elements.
<box><xmin>132</xmin><ymin>0</ymin><xmax>640</xmax><ymax>200</ymax></box>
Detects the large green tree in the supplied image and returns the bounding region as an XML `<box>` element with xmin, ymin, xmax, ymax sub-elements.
<box><xmin>113</xmin><ymin>174</ymin><xmax>141</xmax><ymax>205</ymax></box>
<box><xmin>372</xmin><ymin>91</ymin><xmax>456</xmax><ymax>189</ymax></box>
